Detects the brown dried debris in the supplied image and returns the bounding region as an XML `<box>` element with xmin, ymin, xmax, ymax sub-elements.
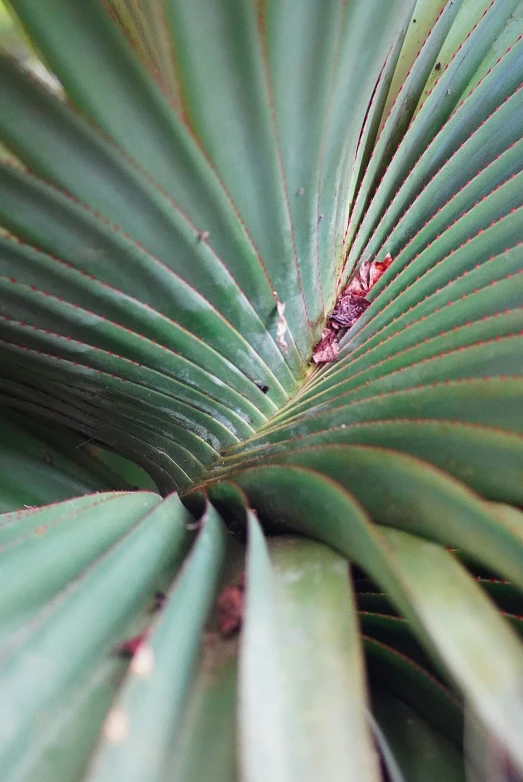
<box><xmin>312</xmin><ymin>254</ymin><xmax>392</xmax><ymax>365</ymax></box>
<box><xmin>217</xmin><ymin>575</ymin><xmax>245</xmax><ymax>637</ymax></box>
<box><xmin>312</xmin><ymin>327</ymin><xmax>339</xmax><ymax>364</ymax></box>
<box><xmin>330</xmin><ymin>292</ymin><xmax>370</xmax><ymax>329</ymax></box>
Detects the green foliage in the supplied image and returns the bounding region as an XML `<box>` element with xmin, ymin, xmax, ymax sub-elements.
<box><xmin>0</xmin><ymin>0</ymin><xmax>523</xmax><ymax>779</ymax></box>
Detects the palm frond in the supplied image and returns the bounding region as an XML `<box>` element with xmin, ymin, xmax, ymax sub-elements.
<box><xmin>1</xmin><ymin>0</ymin><xmax>523</xmax><ymax>778</ymax></box>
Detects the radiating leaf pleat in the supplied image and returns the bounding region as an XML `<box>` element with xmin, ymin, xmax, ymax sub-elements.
<box><xmin>346</xmin><ymin>0</ymin><xmax>520</xmax><ymax>269</ymax></box>
<box><xmin>0</xmin><ymin>164</ymin><xmax>292</xmax><ymax>403</ymax></box>
<box><xmin>227</xmin><ymin>466</ymin><xmax>523</xmax><ymax>770</ymax></box>
<box><xmin>346</xmin><ymin>0</ymin><xmax>463</xmax><ymax>253</ymax></box>
<box><xmin>322</xmin><ymin>0</ymin><xmax>415</xmax><ymax>291</ymax></box>
<box><xmin>7</xmin><ymin>0</ymin><xmax>268</xmax><ymax>269</ymax></box>
<box><xmin>0</xmin><ymin>56</ymin><xmax>303</xmax><ymax>373</ymax></box>
<box><xmin>0</xmin><ymin>370</ymin><xmax>203</xmax><ymax>494</ymax></box>
<box><xmin>370</xmin><ymin>689</ymin><xmax>465</xmax><ymax>782</ymax></box>
<box><xmin>85</xmin><ymin>505</ymin><xmax>227</xmax><ymax>782</ymax></box>
<box><xmin>219</xmin><ymin>448</ymin><xmax>523</xmax><ymax>589</ymax></box>
<box><xmin>0</xmin><ymin>411</ymin><xmax>126</xmax><ymax>511</ymax></box>
<box><xmin>262</xmin><ymin>0</ymin><xmax>346</xmax><ymax>323</ymax></box>
<box><xmin>162</xmin><ymin>0</ymin><xmax>315</xmax><ymax>347</ymax></box>
<box><xmin>0</xmin><ymin>492</ymin><xmax>193</xmax><ymax>779</ymax></box>
<box><xmin>364</xmin><ymin>640</ymin><xmax>462</xmax><ymax>746</ymax></box>
<box><xmin>0</xmin><ymin>238</ymin><xmax>278</xmax><ymax>421</ymax></box>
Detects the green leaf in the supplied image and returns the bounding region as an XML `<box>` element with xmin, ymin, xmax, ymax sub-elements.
<box><xmin>239</xmin><ymin>513</ymin><xmax>379</xmax><ymax>782</ymax></box>
<box><xmin>85</xmin><ymin>505</ymin><xmax>227</xmax><ymax>781</ymax></box>
<box><xmin>226</xmin><ymin>465</ymin><xmax>523</xmax><ymax>769</ymax></box>
<box><xmin>0</xmin><ymin>491</ymin><xmax>194</xmax><ymax>779</ymax></box>
<box><xmin>2</xmin><ymin>0</ymin><xmax>523</xmax><ymax>776</ymax></box>
<box><xmin>346</xmin><ymin>0</ymin><xmax>462</xmax><ymax>253</ymax></box>
<box><xmin>0</xmin><ymin>410</ymin><xmax>128</xmax><ymax>511</ymax></box>
<box><xmin>169</xmin><ymin>635</ymin><xmax>239</xmax><ymax>782</ymax></box>
<box><xmin>346</xmin><ymin>0</ymin><xmax>520</xmax><ymax>269</ymax></box>
<box><xmin>217</xmin><ymin>446</ymin><xmax>523</xmax><ymax>589</ymax></box>
<box><xmin>371</xmin><ymin>689</ymin><xmax>465</xmax><ymax>782</ymax></box>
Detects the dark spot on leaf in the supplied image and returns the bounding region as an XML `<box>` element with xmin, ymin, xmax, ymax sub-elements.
<box><xmin>255</xmin><ymin>382</ymin><xmax>269</xmax><ymax>394</ymax></box>
<box><xmin>154</xmin><ymin>591</ymin><xmax>166</xmax><ymax>611</ymax></box>
<box><xmin>435</xmin><ymin>61</ymin><xmax>441</xmax><ymax>71</ymax></box>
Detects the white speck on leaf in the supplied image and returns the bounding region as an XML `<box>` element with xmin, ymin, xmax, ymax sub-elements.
<box><xmin>312</xmin><ymin>328</ymin><xmax>339</xmax><ymax>364</ymax></box>
<box><xmin>104</xmin><ymin>708</ymin><xmax>129</xmax><ymax>744</ymax></box>
<box><xmin>275</xmin><ymin>297</ymin><xmax>288</xmax><ymax>353</ymax></box>
<box><xmin>131</xmin><ymin>644</ymin><xmax>154</xmax><ymax>677</ymax></box>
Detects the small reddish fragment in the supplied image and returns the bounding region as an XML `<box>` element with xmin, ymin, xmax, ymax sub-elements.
<box><xmin>344</xmin><ymin>253</ymin><xmax>392</xmax><ymax>298</ymax></box>
<box><xmin>115</xmin><ymin>631</ymin><xmax>148</xmax><ymax>658</ymax></box>
<box><xmin>368</xmin><ymin>253</ymin><xmax>392</xmax><ymax>289</ymax></box>
<box><xmin>217</xmin><ymin>584</ymin><xmax>244</xmax><ymax>637</ymax></box>
<box><xmin>345</xmin><ymin>261</ymin><xmax>371</xmax><ymax>297</ymax></box>
<box><xmin>312</xmin><ymin>327</ymin><xmax>339</xmax><ymax>364</ymax></box>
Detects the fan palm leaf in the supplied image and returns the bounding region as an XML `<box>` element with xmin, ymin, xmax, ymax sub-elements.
<box><xmin>0</xmin><ymin>0</ymin><xmax>522</xmax><ymax>778</ymax></box>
